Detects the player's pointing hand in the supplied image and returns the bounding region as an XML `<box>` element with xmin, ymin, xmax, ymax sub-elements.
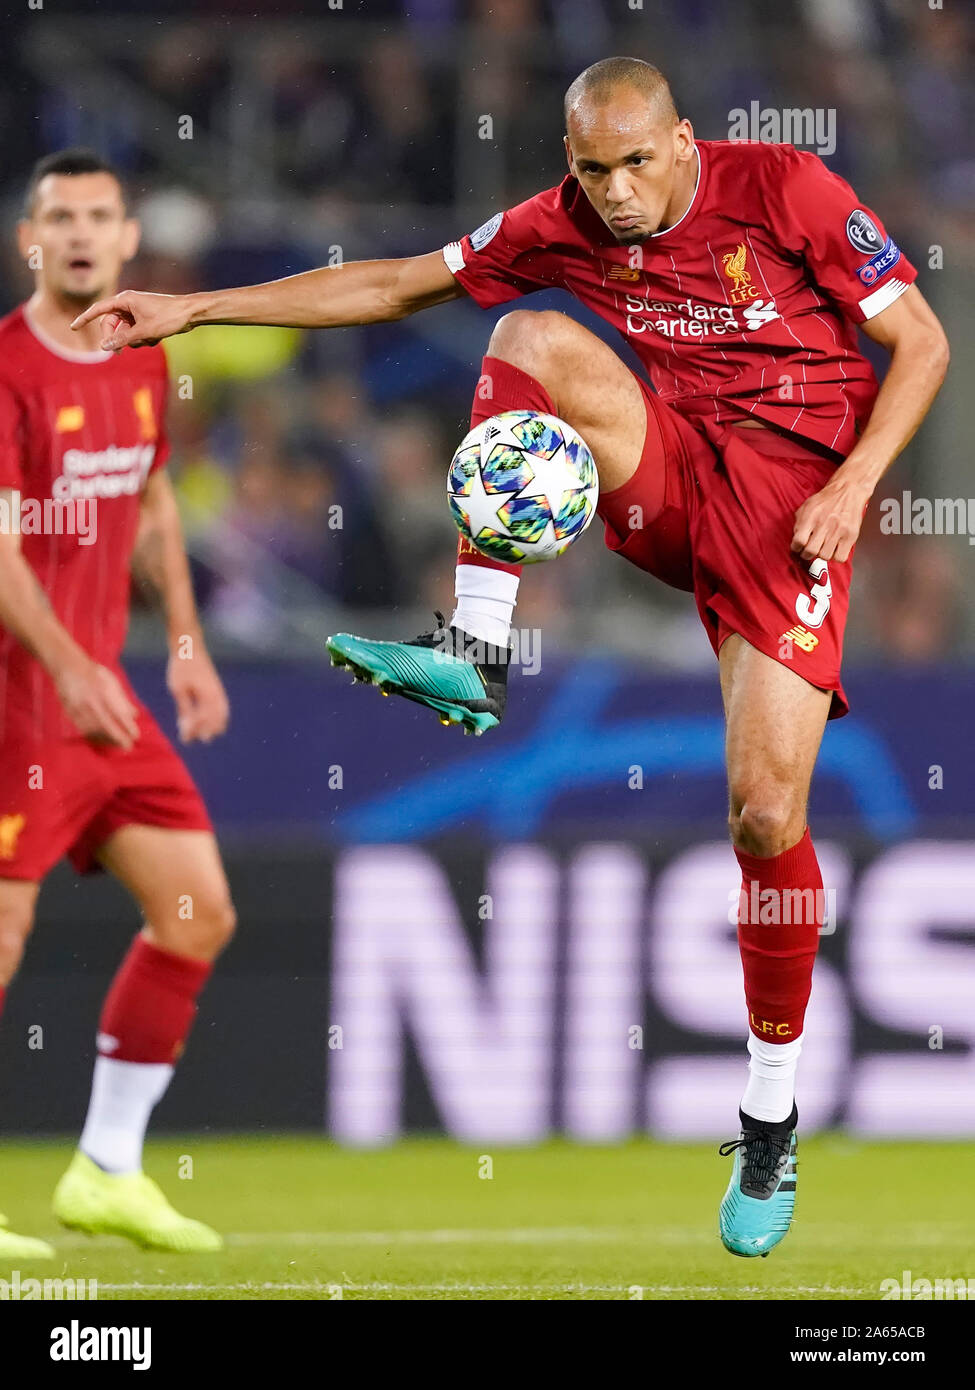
<box><xmin>70</xmin><ymin>291</ymin><xmax>195</xmax><ymax>352</ymax></box>
<box><xmin>792</xmin><ymin>476</ymin><xmax>871</xmax><ymax>565</ymax></box>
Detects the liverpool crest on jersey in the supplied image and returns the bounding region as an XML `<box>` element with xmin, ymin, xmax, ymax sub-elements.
<box><xmin>722</xmin><ymin>243</ymin><xmax>760</xmax><ymax>305</ymax></box>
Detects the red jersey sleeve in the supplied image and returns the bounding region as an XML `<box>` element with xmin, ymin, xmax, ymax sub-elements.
<box><xmin>762</xmin><ymin>146</ymin><xmax>917</xmax><ymax>324</ymax></box>
<box><xmin>442</xmin><ymin>191</ymin><xmax>566</xmax><ymax>308</ymax></box>
<box><xmin>0</xmin><ymin>379</ymin><xmax>25</xmax><ymax>491</ymax></box>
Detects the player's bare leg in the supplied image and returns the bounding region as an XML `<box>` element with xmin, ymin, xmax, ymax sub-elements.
<box><xmin>721</xmin><ymin>635</ymin><xmax>830</xmax><ymax>855</ymax></box>
<box><xmin>0</xmin><ymin>879</ymin><xmax>55</xmax><ymax>1258</ymax></box>
<box><xmin>52</xmin><ymin>827</ymin><xmax>235</xmax><ymax>1252</ymax></box>
<box><xmin>717</xmin><ymin>636</ymin><xmax>831</xmax><ymax>1257</ymax></box>
<box><xmin>96</xmin><ymin>825</ymin><xmax>236</xmax><ymax>963</ymax></box>
<box><xmin>327</xmin><ymin>309</ymin><xmax>650</xmax><ymax>731</ymax></box>
<box><xmin>0</xmin><ymin>879</ymin><xmax>40</xmax><ymax>989</ymax></box>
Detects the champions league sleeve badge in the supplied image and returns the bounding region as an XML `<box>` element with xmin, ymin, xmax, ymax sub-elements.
<box><xmin>469</xmin><ymin>212</ymin><xmax>503</xmax><ymax>252</ymax></box>
<box><xmin>845</xmin><ymin>208</ymin><xmax>884</xmax><ymax>255</ymax></box>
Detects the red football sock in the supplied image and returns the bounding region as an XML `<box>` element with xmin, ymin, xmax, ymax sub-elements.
<box><xmin>735</xmin><ymin>828</ymin><xmax>823</xmax><ymax>1044</ymax></box>
<box><xmin>97</xmin><ymin>936</ymin><xmax>212</xmax><ymax>1064</ymax></box>
<box><xmin>0</xmin><ymin>983</ymin><xmax>5</xmax><ymax>1019</ymax></box>
<box><xmin>456</xmin><ymin>355</ymin><xmax>557</xmax><ymax>577</ymax></box>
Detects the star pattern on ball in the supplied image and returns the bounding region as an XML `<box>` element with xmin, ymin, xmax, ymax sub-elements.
<box><xmin>460</xmin><ymin>455</ymin><xmax>510</xmax><ymax>540</ymax></box>
<box><xmin>520</xmin><ymin>447</ymin><xmax>586</xmax><ymax>524</ymax></box>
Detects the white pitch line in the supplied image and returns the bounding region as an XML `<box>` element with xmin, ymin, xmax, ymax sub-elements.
<box><xmin>95</xmin><ymin>1281</ymin><xmax>874</xmax><ymax>1296</ymax></box>
<box><xmin>349</xmin><ymin>1283</ymin><xmax>874</xmax><ymax>1295</ymax></box>
<box><xmin>99</xmin><ymin>1282</ymin><xmax>627</xmax><ymax>1294</ymax></box>
<box><xmin>100</xmin><ymin>1283</ymin><xmax>341</xmax><ymax>1293</ymax></box>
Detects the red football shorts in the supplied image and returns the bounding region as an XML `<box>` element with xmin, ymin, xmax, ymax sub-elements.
<box><xmin>597</xmin><ymin>378</ymin><xmax>852</xmax><ymax>718</ymax></box>
<box><xmin>0</xmin><ymin>687</ymin><xmax>213</xmax><ymax>881</ymax></box>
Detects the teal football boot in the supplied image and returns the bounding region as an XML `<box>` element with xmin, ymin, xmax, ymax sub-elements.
<box><xmin>718</xmin><ymin>1105</ymin><xmax>798</xmax><ymax>1258</ymax></box>
<box><xmin>327</xmin><ymin>612</ymin><xmax>509</xmax><ymax>737</ymax></box>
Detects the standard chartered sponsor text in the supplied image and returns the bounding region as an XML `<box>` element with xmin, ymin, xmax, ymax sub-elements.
<box><xmin>55</xmin><ymin>443</ymin><xmax>155</xmax><ymax>499</ymax></box>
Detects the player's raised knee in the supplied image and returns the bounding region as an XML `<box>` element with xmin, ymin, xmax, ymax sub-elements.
<box><xmin>488</xmin><ymin>309</ymin><xmax>573</xmax><ymax>373</ymax></box>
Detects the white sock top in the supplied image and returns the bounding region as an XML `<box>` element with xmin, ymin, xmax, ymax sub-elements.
<box><xmin>452</xmin><ymin>562</ymin><xmax>519</xmax><ymax>647</ymax></box>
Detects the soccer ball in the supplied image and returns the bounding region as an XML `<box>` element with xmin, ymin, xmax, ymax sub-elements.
<box><xmin>447</xmin><ymin>411</ymin><xmax>599</xmax><ymax>564</ymax></box>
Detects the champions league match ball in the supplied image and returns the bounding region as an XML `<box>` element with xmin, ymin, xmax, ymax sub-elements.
<box><xmin>446</xmin><ymin>411</ymin><xmax>599</xmax><ymax>564</ymax></box>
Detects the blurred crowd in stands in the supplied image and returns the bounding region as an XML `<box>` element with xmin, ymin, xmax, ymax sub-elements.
<box><xmin>0</xmin><ymin>0</ymin><xmax>971</xmax><ymax>663</ymax></box>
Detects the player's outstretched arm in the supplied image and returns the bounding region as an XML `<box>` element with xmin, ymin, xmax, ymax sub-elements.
<box><xmin>71</xmin><ymin>251</ymin><xmax>463</xmax><ymax>351</ymax></box>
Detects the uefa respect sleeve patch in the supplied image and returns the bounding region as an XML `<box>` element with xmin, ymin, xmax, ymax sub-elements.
<box><xmin>856</xmin><ymin>236</ymin><xmax>902</xmax><ymax>286</ymax></box>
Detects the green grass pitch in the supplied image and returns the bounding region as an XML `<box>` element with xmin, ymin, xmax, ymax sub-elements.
<box><xmin>2</xmin><ymin>1136</ymin><xmax>973</xmax><ymax>1300</ymax></box>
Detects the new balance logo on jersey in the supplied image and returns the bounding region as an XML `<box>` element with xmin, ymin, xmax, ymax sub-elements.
<box><xmin>781</xmin><ymin>625</ymin><xmax>819</xmax><ymax>653</ymax></box>
<box><xmin>55</xmin><ymin>405</ymin><xmax>85</xmax><ymax>433</ymax></box>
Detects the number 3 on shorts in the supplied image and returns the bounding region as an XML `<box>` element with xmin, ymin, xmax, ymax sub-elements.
<box><xmin>795</xmin><ymin>557</ymin><xmax>832</xmax><ymax>629</ymax></box>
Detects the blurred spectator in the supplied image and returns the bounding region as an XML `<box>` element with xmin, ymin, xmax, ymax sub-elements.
<box><xmin>345</xmin><ymin>36</ymin><xmax>452</xmax><ymax>205</ymax></box>
<box><xmin>372</xmin><ymin>408</ymin><xmax>454</xmax><ymax>584</ymax></box>
<box><xmin>267</xmin><ymin>44</ymin><xmax>358</xmax><ymax>192</ymax></box>
<box><xmin>277</xmin><ymin>429</ymin><xmax>397</xmax><ymax>608</ymax></box>
<box><xmin>205</xmin><ymin>449</ymin><xmax>295</xmax><ymax>648</ymax></box>
<box><xmin>904</xmin><ymin>8</ymin><xmax>973</xmax><ymax>194</ymax></box>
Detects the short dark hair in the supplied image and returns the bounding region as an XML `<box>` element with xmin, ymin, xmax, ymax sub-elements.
<box><xmin>564</xmin><ymin>56</ymin><xmax>678</xmax><ymax>129</ymax></box>
<box><xmin>24</xmin><ymin>148</ymin><xmax>126</xmax><ymax>216</ymax></box>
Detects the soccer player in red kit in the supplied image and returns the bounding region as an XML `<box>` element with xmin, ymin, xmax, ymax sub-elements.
<box><xmin>0</xmin><ymin>151</ymin><xmax>234</xmax><ymax>1258</ymax></box>
<box><xmin>77</xmin><ymin>59</ymin><xmax>949</xmax><ymax>1256</ymax></box>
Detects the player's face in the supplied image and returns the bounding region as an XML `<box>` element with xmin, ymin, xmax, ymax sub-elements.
<box><xmin>18</xmin><ymin>173</ymin><xmax>139</xmax><ymax>305</ymax></box>
<box><xmin>565</xmin><ymin>92</ymin><xmax>695</xmax><ymax>245</ymax></box>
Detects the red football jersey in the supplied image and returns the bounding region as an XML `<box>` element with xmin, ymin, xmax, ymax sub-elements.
<box><xmin>442</xmin><ymin>140</ymin><xmax>917</xmax><ymax>458</ymax></box>
<box><xmin>0</xmin><ymin>305</ymin><xmax>169</xmax><ymax>738</ymax></box>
